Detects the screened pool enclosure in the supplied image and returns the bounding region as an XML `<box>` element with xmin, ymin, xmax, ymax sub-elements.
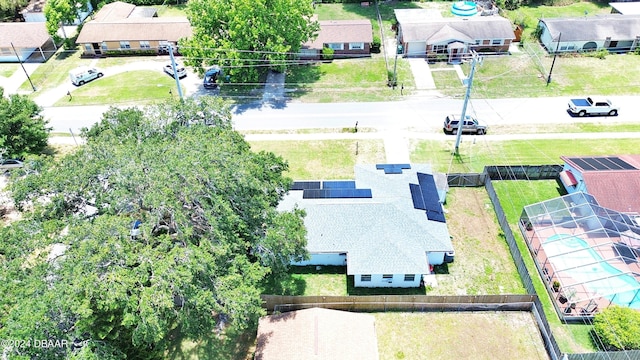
<box><xmin>519</xmin><ymin>192</ymin><xmax>640</xmax><ymax>317</ymax></box>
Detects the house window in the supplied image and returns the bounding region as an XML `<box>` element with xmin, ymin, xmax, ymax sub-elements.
<box><xmin>327</xmin><ymin>43</ymin><xmax>344</xmax><ymax>51</ymax></box>
<box><xmin>432</xmin><ymin>45</ymin><xmax>446</xmax><ymax>53</ymax></box>
<box><xmin>474</xmin><ymin>39</ymin><xmax>481</xmax><ymax>45</ymax></box>
<box><xmin>560</xmin><ymin>45</ymin><xmax>567</xmax><ymax>51</ymax></box>
<box><xmin>119</xmin><ymin>41</ymin><xmax>131</xmax><ymax>49</ymax></box>
<box><xmin>404</xmin><ymin>274</ymin><xmax>415</xmax><ymax>282</ymax></box>
<box><xmin>139</xmin><ymin>41</ymin><xmax>150</xmax><ymax>49</ymax></box>
<box><xmin>84</xmin><ymin>44</ymin><xmax>92</xmax><ymax>52</ymax></box>
<box><xmin>382</xmin><ymin>274</ymin><xmax>393</xmax><ymax>282</ymax></box>
<box><xmin>491</xmin><ymin>39</ymin><xmax>502</xmax><ymax>45</ymax></box>
<box><xmin>0</xmin><ymin>47</ymin><xmax>11</xmax><ymax>55</ymax></box>
<box><xmin>361</xmin><ymin>275</ymin><xmax>371</xmax><ymax>282</ymax></box>
<box><xmin>101</xmin><ymin>42</ymin><xmax>108</xmax><ymax>51</ymax></box>
<box><xmin>349</xmin><ymin>42</ymin><xmax>364</xmax><ymax>50</ymax></box>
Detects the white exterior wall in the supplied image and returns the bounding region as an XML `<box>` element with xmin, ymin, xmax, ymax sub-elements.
<box><xmin>354</xmin><ymin>274</ymin><xmax>421</xmax><ymax>288</ymax></box>
<box><xmin>428</xmin><ymin>251</ymin><xmax>445</xmax><ymax>266</ymax></box>
<box><xmin>291</xmin><ymin>252</ymin><xmax>346</xmax><ymax>266</ymax></box>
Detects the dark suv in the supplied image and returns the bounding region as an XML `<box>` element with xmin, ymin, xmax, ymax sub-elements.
<box><xmin>443</xmin><ymin>114</ymin><xmax>487</xmax><ymax>135</ymax></box>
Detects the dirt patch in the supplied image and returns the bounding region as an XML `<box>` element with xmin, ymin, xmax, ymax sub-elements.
<box><xmin>430</xmin><ymin>187</ymin><xmax>524</xmax><ymax>295</ymax></box>
<box><xmin>375</xmin><ymin>311</ymin><xmax>549</xmax><ymax>360</ymax></box>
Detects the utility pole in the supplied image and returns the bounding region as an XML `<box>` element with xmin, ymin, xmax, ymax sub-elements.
<box><xmin>547</xmin><ymin>32</ymin><xmax>561</xmax><ymax>86</ymax></box>
<box><xmin>454</xmin><ymin>51</ymin><xmax>481</xmax><ymax>155</ymax></box>
<box><xmin>391</xmin><ymin>32</ymin><xmax>400</xmax><ymax>88</ymax></box>
<box><xmin>168</xmin><ymin>44</ymin><xmax>184</xmax><ymax>100</ymax></box>
<box><xmin>11</xmin><ymin>42</ymin><xmax>36</xmax><ymax>92</ymax></box>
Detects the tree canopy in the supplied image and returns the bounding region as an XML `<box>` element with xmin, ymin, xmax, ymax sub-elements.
<box><xmin>1</xmin><ymin>96</ymin><xmax>307</xmax><ymax>359</ymax></box>
<box><xmin>0</xmin><ymin>87</ymin><xmax>50</xmax><ymax>159</ymax></box>
<box><xmin>593</xmin><ymin>305</ymin><xmax>640</xmax><ymax>350</ymax></box>
<box><xmin>180</xmin><ymin>0</ymin><xmax>319</xmax><ymax>83</ymax></box>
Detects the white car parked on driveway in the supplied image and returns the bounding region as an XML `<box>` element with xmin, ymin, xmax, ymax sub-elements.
<box><xmin>163</xmin><ymin>63</ymin><xmax>187</xmax><ymax>79</ymax></box>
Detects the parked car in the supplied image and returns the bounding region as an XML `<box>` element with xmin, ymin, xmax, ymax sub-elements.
<box><xmin>443</xmin><ymin>114</ymin><xmax>487</xmax><ymax>135</ymax></box>
<box><xmin>163</xmin><ymin>63</ymin><xmax>187</xmax><ymax>79</ymax></box>
<box><xmin>0</xmin><ymin>159</ymin><xmax>23</xmax><ymax>171</ymax></box>
<box><xmin>203</xmin><ymin>66</ymin><xmax>221</xmax><ymax>89</ymax></box>
<box><xmin>567</xmin><ymin>97</ymin><xmax>619</xmax><ymax>117</ymax></box>
<box><xmin>69</xmin><ymin>67</ymin><xmax>103</xmax><ymax>86</ymax></box>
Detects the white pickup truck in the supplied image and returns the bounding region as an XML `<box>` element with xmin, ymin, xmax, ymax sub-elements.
<box><xmin>567</xmin><ymin>97</ymin><xmax>619</xmax><ymax>117</ymax></box>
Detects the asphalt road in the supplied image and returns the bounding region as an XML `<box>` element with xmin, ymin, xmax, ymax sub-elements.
<box><xmin>44</xmin><ymin>95</ymin><xmax>640</xmax><ymax>134</ymax></box>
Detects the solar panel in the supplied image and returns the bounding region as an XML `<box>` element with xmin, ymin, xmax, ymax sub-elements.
<box><xmin>608</xmin><ymin>157</ymin><xmax>637</xmax><ymax>170</ymax></box>
<box><xmin>303</xmin><ymin>188</ymin><xmax>372</xmax><ymax>199</ymax></box>
<box><xmin>410</xmin><ymin>184</ymin><xmax>426</xmax><ymax>210</ymax></box>
<box><xmin>376</xmin><ymin>164</ymin><xmax>411</xmax><ymax>174</ymax></box>
<box><xmin>323</xmin><ymin>181</ymin><xmax>356</xmax><ymax>189</ymax></box>
<box><xmin>568</xmin><ymin>158</ymin><xmax>594</xmax><ymax>171</ymax></box>
<box><xmin>598</xmin><ymin>157</ymin><xmax>625</xmax><ymax>170</ymax></box>
<box><xmin>291</xmin><ymin>181</ymin><xmax>321</xmax><ymax>190</ymax></box>
<box><xmin>583</xmin><ymin>158</ymin><xmax>609</xmax><ymax>171</ymax></box>
<box><xmin>427</xmin><ymin>210</ymin><xmax>446</xmax><ymax>223</ymax></box>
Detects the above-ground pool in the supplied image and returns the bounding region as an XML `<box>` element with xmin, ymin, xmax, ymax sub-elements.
<box><xmin>544</xmin><ymin>234</ymin><xmax>640</xmax><ymax>308</ymax></box>
<box><xmin>451</xmin><ymin>1</ymin><xmax>478</xmax><ymax>16</ymax></box>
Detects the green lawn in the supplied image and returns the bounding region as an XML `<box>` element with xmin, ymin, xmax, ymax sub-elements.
<box><xmin>248</xmin><ymin>139</ymin><xmax>386</xmax><ymax>179</ymax></box>
<box><xmin>54</xmin><ymin>71</ymin><xmax>185</xmax><ymax>106</ymax></box>
<box><xmin>285</xmin><ymin>57</ymin><xmax>413</xmax><ymax>102</ymax></box>
<box><xmin>0</xmin><ymin>64</ymin><xmax>18</xmax><ymax>78</ymax></box>
<box><xmin>493</xmin><ymin>180</ymin><xmax>596</xmax><ymax>352</ymax></box>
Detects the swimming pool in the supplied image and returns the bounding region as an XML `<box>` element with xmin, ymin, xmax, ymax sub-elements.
<box><xmin>544</xmin><ymin>234</ymin><xmax>640</xmax><ymax>308</ymax></box>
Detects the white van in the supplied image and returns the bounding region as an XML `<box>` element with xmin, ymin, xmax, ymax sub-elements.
<box><xmin>69</xmin><ymin>67</ymin><xmax>103</xmax><ymax>86</ymax></box>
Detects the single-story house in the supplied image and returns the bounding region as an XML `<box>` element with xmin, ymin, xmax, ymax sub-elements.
<box><xmin>300</xmin><ymin>19</ymin><xmax>373</xmax><ymax>59</ymax></box>
<box><xmin>610</xmin><ymin>2</ymin><xmax>640</xmax><ymax>15</ymax></box>
<box><xmin>255</xmin><ymin>307</ymin><xmax>379</xmax><ymax>360</ymax></box>
<box><xmin>558</xmin><ymin>155</ymin><xmax>640</xmax><ymax>214</ymax></box>
<box><xmin>278</xmin><ymin>164</ymin><xmax>454</xmax><ymax>288</ymax></box>
<box><xmin>0</xmin><ymin>22</ymin><xmax>57</xmax><ymax>62</ymax></box>
<box><xmin>537</xmin><ymin>15</ymin><xmax>640</xmax><ymax>53</ymax></box>
<box><xmin>394</xmin><ymin>9</ymin><xmax>515</xmax><ymax>61</ymax></box>
<box><xmin>20</xmin><ymin>0</ymin><xmax>92</xmax><ymax>24</ymax></box>
<box><xmin>75</xmin><ymin>1</ymin><xmax>192</xmax><ymax>57</ymax></box>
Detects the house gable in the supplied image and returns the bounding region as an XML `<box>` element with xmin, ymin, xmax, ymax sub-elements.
<box><xmin>560</xmin><ymin>155</ymin><xmax>640</xmax><ymax>214</ymax></box>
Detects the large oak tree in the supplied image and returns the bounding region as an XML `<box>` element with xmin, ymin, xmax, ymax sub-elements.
<box><xmin>1</xmin><ymin>96</ymin><xmax>307</xmax><ymax>359</ymax></box>
<box><xmin>0</xmin><ymin>87</ymin><xmax>50</xmax><ymax>159</ymax></box>
<box><xmin>180</xmin><ymin>0</ymin><xmax>319</xmax><ymax>83</ymax></box>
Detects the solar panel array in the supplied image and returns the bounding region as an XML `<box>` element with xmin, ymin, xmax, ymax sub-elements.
<box><xmin>568</xmin><ymin>157</ymin><xmax>637</xmax><ymax>171</ymax></box>
<box><xmin>409</xmin><ymin>173</ymin><xmax>446</xmax><ymax>223</ymax></box>
<box><xmin>376</xmin><ymin>163</ymin><xmax>411</xmax><ymax>174</ymax></box>
<box><xmin>292</xmin><ymin>180</ymin><xmax>372</xmax><ymax>199</ymax></box>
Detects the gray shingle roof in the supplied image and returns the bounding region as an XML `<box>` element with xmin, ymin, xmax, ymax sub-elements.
<box><xmin>279</xmin><ymin>164</ymin><xmax>453</xmax><ymax>275</ymax></box>
<box><xmin>399</xmin><ymin>15</ymin><xmax>515</xmax><ymax>43</ymax></box>
<box><xmin>539</xmin><ymin>15</ymin><xmax>640</xmax><ymax>41</ymax></box>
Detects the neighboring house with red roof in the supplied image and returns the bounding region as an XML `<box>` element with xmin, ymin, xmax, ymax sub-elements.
<box><xmin>394</xmin><ymin>9</ymin><xmax>515</xmax><ymax>62</ymax></box>
<box><xmin>255</xmin><ymin>307</ymin><xmax>379</xmax><ymax>360</ymax></box>
<box><xmin>75</xmin><ymin>1</ymin><xmax>192</xmax><ymax>57</ymax></box>
<box><xmin>0</xmin><ymin>22</ymin><xmax>56</xmax><ymax>62</ymax></box>
<box><xmin>559</xmin><ymin>155</ymin><xmax>640</xmax><ymax>214</ymax></box>
<box><xmin>300</xmin><ymin>19</ymin><xmax>373</xmax><ymax>59</ymax></box>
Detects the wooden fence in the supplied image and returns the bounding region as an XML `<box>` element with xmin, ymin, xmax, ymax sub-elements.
<box><xmin>448</xmin><ymin>165</ymin><xmax>563</xmax><ymax>187</ymax></box>
<box><xmin>261</xmin><ymin>294</ymin><xmax>536</xmax><ymax>313</ymax></box>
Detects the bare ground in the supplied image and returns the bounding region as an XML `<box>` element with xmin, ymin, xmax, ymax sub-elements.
<box><xmin>375</xmin><ymin>312</ymin><xmax>549</xmax><ymax>360</ymax></box>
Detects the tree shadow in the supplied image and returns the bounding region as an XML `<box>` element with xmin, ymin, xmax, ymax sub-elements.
<box><xmin>284</xmin><ymin>63</ymin><xmax>323</xmax><ymax>100</ymax></box>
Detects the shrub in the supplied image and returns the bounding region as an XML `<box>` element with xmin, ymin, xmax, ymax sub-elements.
<box><xmin>586</xmin><ymin>48</ymin><xmax>609</xmax><ymax>59</ymax></box>
<box><xmin>321</xmin><ymin>47</ymin><xmax>334</xmax><ymax>61</ymax></box>
<box><xmin>593</xmin><ymin>306</ymin><xmax>640</xmax><ymax>350</ymax></box>
<box><xmin>371</xmin><ymin>35</ymin><xmax>381</xmax><ymax>53</ymax></box>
